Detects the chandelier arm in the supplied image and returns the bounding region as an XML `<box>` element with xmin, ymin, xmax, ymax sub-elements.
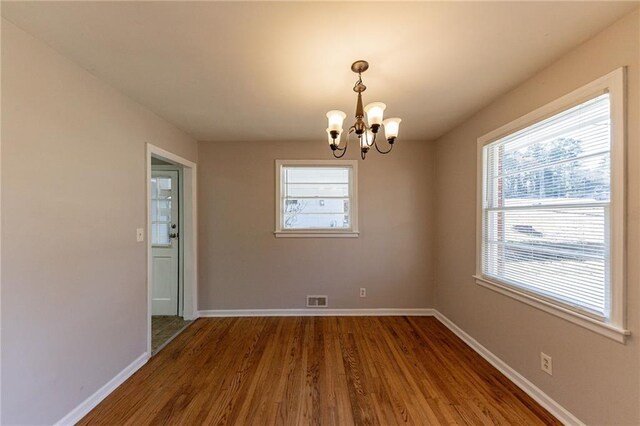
<box><xmin>369</xmin><ymin>130</ymin><xmax>377</xmax><ymax>147</ymax></box>
<box><xmin>373</xmin><ymin>136</ymin><xmax>394</xmax><ymax>154</ymax></box>
<box><xmin>332</xmin><ymin>148</ymin><xmax>347</xmax><ymax>159</ymax></box>
<box><xmin>332</xmin><ymin>128</ymin><xmax>354</xmax><ymax>159</ymax></box>
<box><xmin>332</xmin><ymin>142</ymin><xmax>347</xmax><ymax>158</ymax></box>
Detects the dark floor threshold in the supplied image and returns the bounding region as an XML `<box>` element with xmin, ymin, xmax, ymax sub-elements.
<box><xmin>152</xmin><ymin>320</ymin><xmax>194</xmax><ymax>356</ymax></box>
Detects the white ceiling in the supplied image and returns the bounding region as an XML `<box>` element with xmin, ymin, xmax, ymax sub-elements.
<box><xmin>2</xmin><ymin>1</ymin><xmax>637</xmax><ymax>142</ymax></box>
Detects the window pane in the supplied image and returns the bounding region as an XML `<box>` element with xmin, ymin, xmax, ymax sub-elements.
<box><xmin>284</xmin><ymin>214</ymin><xmax>350</xmax><ymax>229</ymax></box>
<box><xmin>495</xmin><ymin>95</ymin><xmax>610</xmax><ymax>173</ymax></box>
<box><xmin>495</xmin><ymin>153</ymin><xmax>610</xmax><ymax>207</ymax></box>
<box><xmin>151</xmin><ymin>176</ymin><xmax>172</xmax><ymax>245</ymax></box>
<box><xmin>151</xmin><ymin>179</ymin><xmax>158</xmax><ymax>198</ymax></box>
<box><xmin>281</xmin><ymin>166</ymin><xmax>352</xmax><ymax>230</ymax></box>
<box><xmin>482</xmin><ymin>93</ymin><xmax>611</xmax><ymax>318</ymax></box>
<box><xmin>284</xmin><ymin>183</ymin><xmax>349</xmax><ymax>197</ymax></box>
<box><xmin>484</xmin><ymin>207</ymin><xmax>606</xmax><ymax>315</ymax></box>
<box><xmin>284</xmin><ymin>198</ymin><xmax>349</xmax><ymax>214</ymax></box>
<box><xmin>285</xmin><ymin>167</ymin><xmax>349</xmax><ymax>183</ymax></box>
<box><xmin>152</xmin><ymin>223</ymin><xmax>170</xmax><ymax>245</ymax></box>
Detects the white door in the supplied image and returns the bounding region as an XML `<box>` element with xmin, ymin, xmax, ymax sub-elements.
<box><xmin>151</xmin><ymin>170</ymin><xmax>179</xmax><ymax>316</ymax></box>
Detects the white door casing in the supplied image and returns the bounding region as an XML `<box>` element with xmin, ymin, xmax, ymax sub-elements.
<box><xmin>151</xmin><ymin>170</ymin><xmax>179</xmax><ymax>316</ymax></box>
<box><xmin>146</xmin><ymin>143</ymin><xmax>198</xmax><ymax>357</ymax></box>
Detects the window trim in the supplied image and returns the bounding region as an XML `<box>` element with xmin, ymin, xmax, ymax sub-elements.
<box><xmin>475</xmin><ymin>68</ymin><xmax>629</xmax><ymax>343</ymax></box>
<box><xmin>274</xmin><ymin>159</ymin><xmax>359</xmax><ymax>238</ymax></box>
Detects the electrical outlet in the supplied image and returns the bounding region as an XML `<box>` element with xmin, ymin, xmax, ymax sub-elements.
<box><xmin>136</xmin><ymin>228</ymin><xmax>144</xmax><ymax>242</ymax></box>
<box><xmin>360</xmin><ymin>288</ymin><xmax>366</xmax><ymax>298</ymax></box>
<box><xmin>541</xmin><ymin>352</ymin><xmax>553</xmax><ymax>375</ymax></box>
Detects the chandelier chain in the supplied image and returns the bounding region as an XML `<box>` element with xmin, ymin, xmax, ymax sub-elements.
<box><xmin>353</xmin><ymin>73</ymin><xmax>362</xmax><ymax>92</ymax></box>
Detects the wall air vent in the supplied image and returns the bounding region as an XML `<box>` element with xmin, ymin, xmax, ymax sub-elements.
<box><xmin>306</xmin><ymin>295</ymin><xmax>328</xmax><ymax>308</ymax></box>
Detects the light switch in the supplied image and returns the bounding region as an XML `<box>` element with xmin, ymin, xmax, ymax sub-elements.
<box><xmin>136</xmin><ymin>228</ymin><xmax>144</xmax><ymax>242</ymax></box>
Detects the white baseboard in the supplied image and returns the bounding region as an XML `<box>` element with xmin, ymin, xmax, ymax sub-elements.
<box><xmin>55</xmin><ymin>352</ymin><xmax>149</xmax><ymax>426</ymax></box>
<box><xmin>199</xmin><ymin>308</ymin><xmax>435</xmax><ymax>317</ymax></box>
<box><xmin>433</xmin><ymin>311</ymin><xmax>583</xmax><ymax>426</ymax></box>
<box><xmin>197</xmin><ymin>308</ymin><xmax>436</xmax><ymax>317</ymax></box>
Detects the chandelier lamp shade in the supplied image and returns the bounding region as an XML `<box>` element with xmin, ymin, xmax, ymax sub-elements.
<box><xmin>326</xmin><ymin>60</ymin><xmax>402</xmax><ymax>160</ymax></box>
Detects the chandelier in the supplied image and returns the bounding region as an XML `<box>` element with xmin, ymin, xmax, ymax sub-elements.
<box><xmin>326</xmin><ymin>60</ymin><xmax>402</xmax><ymax>160</ymax></box>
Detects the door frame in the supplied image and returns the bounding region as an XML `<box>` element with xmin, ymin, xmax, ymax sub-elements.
<box><xmin>146</xmin><ymin>144</ymin><xmax>198</xmax><ymax>356</ymax></box>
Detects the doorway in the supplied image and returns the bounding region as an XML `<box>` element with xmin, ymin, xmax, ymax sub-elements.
<box><xmin>147</xmin><ymin>145</ymin><xmax>198</xmax><ymax>356</ymax></box>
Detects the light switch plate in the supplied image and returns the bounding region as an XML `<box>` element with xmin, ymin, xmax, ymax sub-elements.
<box><xmin>136</xmin><ymin>228</ymin><xmax>144</xmax><ymax>242</ymax></box>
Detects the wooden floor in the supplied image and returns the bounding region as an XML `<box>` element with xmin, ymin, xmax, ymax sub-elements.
<box><xmin>79</xmin><ymin>317</ymin><xmax>560</xmax><ymax>425</ymax></box>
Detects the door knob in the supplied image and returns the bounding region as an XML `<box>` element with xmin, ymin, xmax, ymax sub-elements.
<box><xmin>169</xmin><ymin>232</ymin><xmax>178</xmax><ymax>239</ymax></box>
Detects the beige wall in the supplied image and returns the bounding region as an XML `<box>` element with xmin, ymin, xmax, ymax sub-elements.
<box><xmin>433</xmin><ymin>10</ymin><xmax>640</xmax><ymax>425</ymax></box>
<box><xmin>197</xmin><ymin>140</ymin><xmax>435</xmax><ymax>311</ymax></box>
<box><xmin>1</xmin><ymin>20</ymin><xmax>197</xmax><ymax>425</ymax></box>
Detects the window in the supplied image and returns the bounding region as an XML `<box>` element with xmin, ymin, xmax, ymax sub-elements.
<box><xmin>151</xmin><ymin>175</ymin><xmax>173</xmax><ymax>246</ymax></box>
<box><xmin>476</xmin><ymin>68</ymin><xmax>628</xmax><ymax>342</ymax></box>
<box><xmin>275</xmin><ymin>160</ymin><xmax>358</xmax><ymax>237</ymax></box>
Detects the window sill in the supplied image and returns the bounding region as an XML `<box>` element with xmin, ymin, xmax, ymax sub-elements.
<box><xmin>274</xmin><ymin>231</ymin><xmax>359</xmax><ymax>238</ymax></box>
<box><xmin>473</xmin><ymin>275</ymin><xmax>630</xmax><ymax>344</ymax></box>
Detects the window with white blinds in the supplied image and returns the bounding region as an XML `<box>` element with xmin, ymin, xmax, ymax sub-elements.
<box><xmin>275</xmin><ymin>160</ymin><xmax>358</xmax><ymax>236</ymax></box>
<box><xmin>477</xmin><ymin>69</ymin><xmax>626</xmax><ymax>337</ymax></box>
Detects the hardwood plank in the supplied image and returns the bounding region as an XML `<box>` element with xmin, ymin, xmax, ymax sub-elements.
<box><xmin>78</xmin><ymin>316</ymin><xmax>561</xmax><ymax>426</ymax></box>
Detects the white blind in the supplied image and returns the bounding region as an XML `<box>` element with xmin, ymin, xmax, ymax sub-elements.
<box><xmin>482</xmin><ymin>93</ymin><xmax>611</xmax><ymax>318</ymax></box>
<box><xmin>281</xmin><ymin>166</ymin><xmax>352</xmax><ymax>230</ymax></box>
